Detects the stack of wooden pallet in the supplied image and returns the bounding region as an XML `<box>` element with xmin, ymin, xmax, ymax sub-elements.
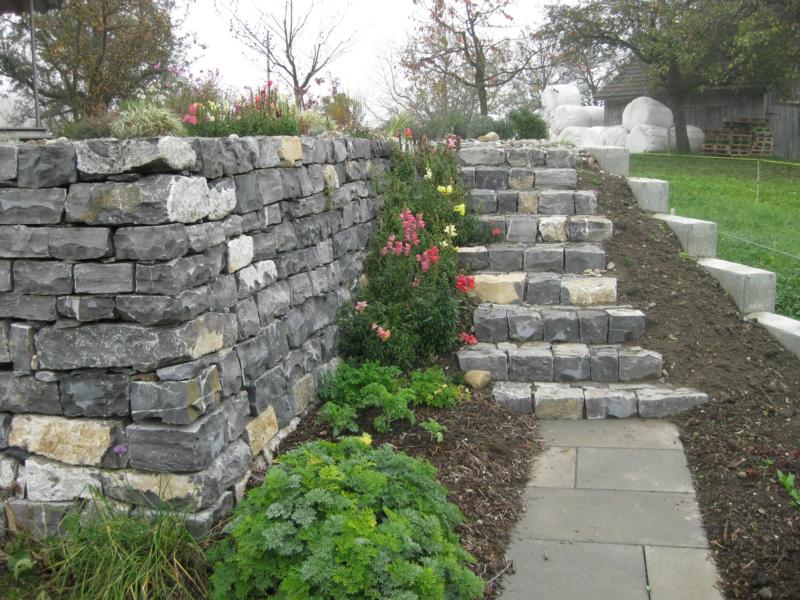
<box><xmin>700</xmin><ymin>118</ymin><xmax>773</xmax><ymax>157</ymax></box>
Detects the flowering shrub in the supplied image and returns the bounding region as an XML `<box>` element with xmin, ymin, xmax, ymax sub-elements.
<box><xmin>209</xmin><ymin>437</ymin><xmax>485</xmax><ymax>599</ymax></box>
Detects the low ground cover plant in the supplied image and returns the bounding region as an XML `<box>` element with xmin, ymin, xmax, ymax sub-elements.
<box><xmin>208</xmin><ymin>436</ymin><xmax>485</xmax><ymax>600</ymax></box>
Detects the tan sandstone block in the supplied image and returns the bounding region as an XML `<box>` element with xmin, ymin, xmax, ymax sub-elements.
<box><xmin>561</xmin><ymin>277</ymin><xmax>617</xmax><ymax>305</ymax></box>
<box><xmin>469</xmin><ymin>273</ymin><xmax>526</xmax><ymax>304</ymax></box>
<box><xmin>277</xmin><ymin>136</ymin><xmax>303</xmax><ymax>166</ymax></box>
<box><xmin>245</xmin><ymin>406</ymin><xmax>279</xmax><ymax>456</ymax></box>
<box><xmin>464</xmin><ymin>370</ymin><xmax>492</xmax><ymax>390</ymax></box>
<box><xmin>518</xmin><ymin>191</ymin><xmax>539</xmax><ymax>214</ymax></box>
<box><xmin>9</xmin><ymin>415</ymin><xmax>116</xmax><ymax>466</ymax></box>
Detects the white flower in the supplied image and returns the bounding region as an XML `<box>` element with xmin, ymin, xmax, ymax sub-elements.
<box><xmin>424</xmin><ymin>168</ymin><xmax>433</xmax><ymax>180</ymax></box>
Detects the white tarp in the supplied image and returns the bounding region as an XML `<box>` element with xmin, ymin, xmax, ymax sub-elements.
<box><xmin>625</xmin><ymin>124</ymin><xmax>671</xmax><ymax>153</ymax></box>
<box><xmin>587</xmin><ymin>106</ymin><xmax>605</xmax><ymax>127</ymax></box>
<box><xmin>542</xmin><ymin>84</ymin><xmax>582</xmax><ymax>117</ymax></box>
<box><xmin>599</xmin><ymin>126</ymin><xmax>629</xmax><ymax>147</ymax></box>
<box><xmin>669</xmin><ymin>125</ymin><xmax>706</xmax><ymax>153</ymax></box>
<box><xmin>552</xmin><ymin>105</ymin><xmax>593</xmax><ymax>134</ymax></box>
<box><xmin>580</xmin><ymin>126</ymin><xmax>608</xmax><ymax>147</ymax></box>
<box><xmin>622</xmin><ymin>96</ymin><xmax>674</xmax><ymax>131</ymax></box>
<box><xmin>558</xmin><ymin>126</ymin><xmax>588</xmax><ymax>145</ymax></box>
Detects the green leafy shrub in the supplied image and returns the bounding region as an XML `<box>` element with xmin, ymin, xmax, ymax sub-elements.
<box><xmin>420</xmin><ymin>418</ymin><xmax>447</xmax><ymax>443</ymax></box>
<box><xmin>51</xmin><ymin>112</ymin><xmax>117</xmax><ymax>139</ymax></box>
<box><xmin>110</xmin><ymin>100</ymin><xmax>186</xmax><ymax>138</ymax></box>
<box><xmin>506</xmin><ymin>107</ymin><xmax>548</xmax><ymax>139</ymax></box>
<box><xmin>38</xmin><ymin>492</ymin><xmax>208</xmax><ymax>599</ymax></box>
<box><xmin>416</xmin><ymin>111</ymin><xmax>512</xmax><ymax>140</ymax></box>
<box><xmin>318</xmin><ymin>362</ymin><xmax>467</xmax><ymax>436</ymax></box>
<box><xmin>209</xmin><ymin>437</ymin><xmax>485</xmax><ymax>600</ymax></box>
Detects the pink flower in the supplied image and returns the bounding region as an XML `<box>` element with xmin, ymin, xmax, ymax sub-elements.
<box><xmin>455</xmin><ymin>275</ymin><xmax>476</xmax><ymax>293</ymax></box>
<box><xmin>415</xmin><ymin>245</ymin><xmax>440</xmax><ymax>273</ymax></box>
<box><xmin>377</xmin><ymin>327</ymin><xmax>391</xmax><ymax>342</ymax></box>
<box><xmin>492</xmin><ymin>226</ymin><xmax>502</xmax><ymax>237</ymax></box>
<box><xmin>459</xmin><ymin>332</ymin><xmax>478</xmax><ymax>345</ymax></box>
<box><xmin>355</xmin><ymin>301</ymin><xmax>368</xmax><ymax>313</ymax></box>
<box><xmin>404</xmin><ymin>128</ymin><xmax>413</xmax><ymax>139</ymax></box>
<box><xmin>182</xmin><ymin>114</ymin><xmax>198</xmax><ymax>126</ymax></box>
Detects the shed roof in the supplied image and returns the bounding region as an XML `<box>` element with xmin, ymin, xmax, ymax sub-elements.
<box><xmin>0</xmin><ymin>0</ymin><xmax>62</xmax><ymax>14</ymax></box>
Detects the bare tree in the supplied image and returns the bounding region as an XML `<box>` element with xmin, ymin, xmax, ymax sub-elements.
<box><xmin>218</xmin><ymin>0</ymin><xmax>350</xmax><ymax>109</ymax></box>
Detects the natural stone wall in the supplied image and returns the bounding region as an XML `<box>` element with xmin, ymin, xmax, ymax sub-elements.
<box><xmin>0</xmin><ymin>134</ymin><xmax>389</xmax><ymax>537</ymax></box>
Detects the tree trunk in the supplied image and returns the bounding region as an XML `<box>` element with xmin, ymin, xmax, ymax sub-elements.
<box><xmin>476</xmin><ymin>77</ymin><xmax>489</xmax><ymax>116</ymax></box>
<box><xmin>670</xmin><ymin>98</ymin><xmax>691</xmax><ymax>154</ymax></box>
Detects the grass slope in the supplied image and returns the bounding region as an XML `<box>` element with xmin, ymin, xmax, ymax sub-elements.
<box><xmin>630</xmin><ymin>154</ymin><xmax>800</xmax><ymax>318</ymax></box>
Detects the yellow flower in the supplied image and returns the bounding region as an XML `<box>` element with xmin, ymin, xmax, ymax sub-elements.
<box><xmin>440</xmin><ymin>240</ymin><xmax>449</xmax><ymax>248</ymax></box>
<box><xmin>453</xmin><ymin>203</ymin><xmax>466</xmax><ymax>216</ymax></box>
<box><xmin>358</xmin><ymin>433</ymin><xmax>373</xmax><ymax>446</ymax></box>
<box><xmin>444</xmin><ymin>224</ymin><xmax>457</xmax><ymax>238</ymax></box>
<box><xmin>437</xmin><ymin>184</ymin><xmax>454</xmax><ymax>196</ymax></box>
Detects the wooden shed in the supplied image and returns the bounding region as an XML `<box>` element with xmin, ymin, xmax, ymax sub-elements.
<box><xmin>597</xmin><ymin>60</ymin><xmax>800</xmax><ymax>159</ymax></box>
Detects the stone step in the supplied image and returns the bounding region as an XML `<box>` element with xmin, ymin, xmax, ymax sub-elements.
<box><xmin>469</xmin><ymin>189</ymin><xmax>597</xmax><ymax>215</ymax></box>
<box><xmin>462</xmin><ymin>167</ymin><xmax>579</xmax><ymax>192</ymax></box>
<box><xmin>459</xmin><ymin>243</ymin><xmax>606</xmax><ymax>274</ymax></box>
<box><xmin>473</xmin><ymin>303</ymin><xmax>646</xmax><ymax>344</ymax></box>
<box><xmin>474</xmin><ymin>214</ymin><xmax>613</xmax><ymax>244</ymax></box>
<box><xmin>468</xmin><ymin>272</ymin><xmax>617</xmax><ymax>306</ymax></box>
<box><xmin>459</xmin><ymin>144</ymin><xmax>575</xmax><ymax>170</ymax></box>
<box><xmin>491</xmin><ymin>381</ymin><xmax>708</xmax><ymax>419</ymax></box>
<box><xmin>458</xmin><ymin>342</ymin><xmax>662</xmax><ymax>383</ymax></box>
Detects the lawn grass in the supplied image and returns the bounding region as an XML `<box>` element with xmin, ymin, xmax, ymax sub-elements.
<box><xmin>630</xmin><ymin>153</ymin><xmax>800</xmax><ymax>318</ymax></box>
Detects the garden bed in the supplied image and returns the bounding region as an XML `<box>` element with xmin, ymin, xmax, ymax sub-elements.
<box><xmin>585</xmin><ymin>167</ymin><xmax>800</xmax><ymax>600</ymax></box>
<box><xmin>281</xmin><ymin>380</ymin><xmax>540</xmax><ymax>599</ymax></box>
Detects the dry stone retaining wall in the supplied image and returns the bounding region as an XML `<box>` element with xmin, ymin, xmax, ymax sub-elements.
<box><xmin>0</xmin><ymin>134</ymin><xmax>389</xmax><ymax>537</ymax></box>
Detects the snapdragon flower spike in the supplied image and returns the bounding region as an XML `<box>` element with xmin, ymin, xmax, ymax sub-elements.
<box><xmin>458</xmin><ymin>332</ymin><xmax>478</xmax><ymax>345</ymax></box>
<box><xmin>455</xmin><ymin>274</ymin><xmax>476</xmax><ymax>293</ymax></box>
<box><xmin>416</xmin><ymin>245</ymin><xmax>440</xmax><ymax>273</ymax></box>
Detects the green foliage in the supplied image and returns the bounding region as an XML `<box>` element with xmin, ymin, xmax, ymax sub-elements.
<box><xmin>51</xmin><ymin>112</ymin><xmax>117</xmax><ymax>139</ymax></box>
<box><xmin>318</xmin><ymin>362</ymin><xmax>467</xmax><ymax>436</ymax></box>
<box><xmin>416</xmin><ymin>111</ymin><xmax>512</xmax><ymax>140</ymax></box>
<box><xmin>37</xmin><ymin>491</ymin><xmax>208</xmax><ymax>599</ymax></box>
<box><xmin>420</xmin><ymin>418</ymin><xmax>448</xmax><ymax>443</ymax></box>
<box><xmin>777</xmin><ymin>469</ymin><xmax>800</xmax><ymax>509</ymax></box>
<box><xmin>209</xmin><ymin>437</ymin><xmax>485</xmax><ymax>600</ymax></box>
<box><xmin>110</xmin><ymin>100</ymin><xmax>186</xmax><ymax>138</ymax></box>
<box><xmin>506</xmin><ymin>107</ymin><xmax>548</xmax><ymax>140</ymax></box>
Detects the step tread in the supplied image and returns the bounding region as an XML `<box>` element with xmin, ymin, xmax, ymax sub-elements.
<box><xmin>489</xmin><ymin>381</ymin><xmax>709</xmax><ymax>419</ymax></box>
<box><xmin>470</xmin><ymin>214</ymin><xmax>613</xmax><ymax>244</ymax></box>
<box><xmin>467</xmin><ymin>272</ymin><xmax>618</xmax><ymax>307</ymax></box>
<box><xmin>459</xmin><ymin>242</ymin><xmax>607</xmax><ymax>275</ymax></box>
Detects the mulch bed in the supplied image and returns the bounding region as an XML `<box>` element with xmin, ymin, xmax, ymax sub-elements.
<box><xmin>281</xmin><ymin>380</ymin><xmax>539</xmax><ymax>599</ymax></box>
<box><xmin>581</xmin><ymin>165</ymin><xmax>800</xmax><ymax>600</ymax></box>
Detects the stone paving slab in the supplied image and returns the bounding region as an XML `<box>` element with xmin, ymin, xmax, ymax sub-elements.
<box><xmin>576</xmin><ymin>447</ymin><xmax>694</xmax><ymax>493</ymax></box>
<box><xmin>645</xmin><ymin>546</ymin><xmax>724</xmax><ymax>600</ymax></box>
<box><xmin>502</xmin><ymin>539</ymin><xmax>649</xmax><ymax>600</ymax></box>
<box><xmin>528</xmin><ymin>446</ymin><xmax>575</xmax><ymax>488</ymax></box>
<box><xmin>539</xmin><ymin>419</ymin><xmax>683</xmax><ymax>450</ymax></box>
<box><xmin>514</xmin><ymin>487</ymin><xmax>708</xmax><ymax>548</ymax></box>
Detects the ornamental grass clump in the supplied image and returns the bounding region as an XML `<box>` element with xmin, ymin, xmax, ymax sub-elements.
<box><xmin>208</xmin><ymin>437</ymin><xmax>485</xmax><ymax>600</ymax></box>
<box><xmin>109</xmin><ymin>100</ymin><xmax>186</xmax><ymax>138</ymax></box>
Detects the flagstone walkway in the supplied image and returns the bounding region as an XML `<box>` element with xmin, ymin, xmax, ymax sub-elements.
<box><xmin>500</xmin><ymin>420</ymin><xmax>723</xmax><ymax>600</ymax></box>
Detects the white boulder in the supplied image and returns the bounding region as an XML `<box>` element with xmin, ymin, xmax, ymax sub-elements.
<box><xmin>626</xmin><ymin>124</ymin><xmax>671</xmax><ymax>153</ymax></box>
<box><xmin>599</xmin><ymin>126</ymin><xmax>629</xmax><ymax>147</ymax></box>
<box><xmin>552</xmin><ymin>105</ymin><xmax>593</xmax><ymax>134</ymax></box>
<box><xmin>558</xmin><ymin>126</ymin><xmax>589</xmax><ymax>146</ymax></box>
<box><xmin>542</xmin><ymin>84</ymin><xmax>582</xmax><ymax>117</ymax></box>
<box><xmin>622</xmin><ymin>96</ymin><xmax>674</xmax><ymax>131</ymax></box>
<box><xmin>580</xmin><ymin>126</ymin><xmax>608</xmax><ymax>147</ymax></box>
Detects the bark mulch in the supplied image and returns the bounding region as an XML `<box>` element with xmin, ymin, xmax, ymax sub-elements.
<box><xmin>582</xmin><ymin>165</ymin><xmax>800</xmax><ymax>600</ymax></box>
<box><xmin>281</xmin><ymin>383</ymin><xmax>539</xmax><ymax>599</ymax></box>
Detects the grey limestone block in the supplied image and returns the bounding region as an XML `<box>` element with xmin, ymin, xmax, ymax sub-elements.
<box><xmin>0</xmin><ymin>321</ymin><xmax>9</xmax><ymax>363</ymax></box>
<box><xmin>566</xmin><ymin>216</ymin><xmax>613</xmax><ymax>242</ymax></box>
<box><xmin>131</xmin><ymin>366</ymin><xmax>222</xmax><ymax>425</ymax></box>
<box><xmin>17</xmin><ymin>143</ymin><xmax>77</xmax><ymax>188</ymax></box>
<box><xmin>506</xmin><ymin>215</ymin><xmax>538</xmax><ymax>243</ymax></box>
<box><xmin>524</xmin><ymin>245</ymin><xmax>564</xmax><ymax>272</ymax></box>
<box><xmin>182</xmin><ymin>490</ymin><xmax>235</xmax><ymax>538</ymax></box>
<box><xmin>565</xmin><ymin>244</ymin><xmax>606</xmax><ymax>273</ymax></box>
<box><xmin>135</xmin><ymin>251</ymin><xmax>220</xmax><ymax>296</ymax></box>
<box><xmin>256</xmin><ymin>280</ymin><xmax>291</xmax><ymax>323</ymax></box>
<box><xmin>533</xmin><ymin>382</ymin><xmax>585</xmax><ymax>419</ymax></box>
<box><xmin>474</xmin><ymin>305</ymin><xmax>509</xmax><ymax>343</ymax></box>
<box><xmin>234</xmin><ymin>168</ymin><xmax>284</xmax><ymax>212</ymax></box>
<box><xmin>234</xmin><ymin>297</ymin><xmax>261</xmax><ymax>341</ymax></box>
<box><xmin>0</xmin><ymin>293</ymin><xmax>57</xmax><ymax>320</ymax></box>
<box><xmin>458</xmin><ymin>246</ymin><xmax>489</xmax><ymax>271</ymax></box>
<box><xmin>0</xmin><ymin>372</ymin><xmax>60</xmax><ymax>414</ymax></box>
<box><xmin>526</xmin><ymin>273</ymin><xmax>562</xmax><ymax>305</ymax></box>
<box><xmin>235</xmin><ymin>321</ymin><xmax>288</xmax><ymax>384</ymax></box>
<box><xmin>590</xmin><ymin>346</ymin><xmax>620</xmax><ymax>382</ymax></box>
<box><xmin>460</xmin><ymin>167</ymin><xmax>475</xmax><ymax>189</ymax></box>
<box><xmin>507</xmin><ymin>306</ymin><xmax>543</xmax><ymax>342</ymax></box>
<box><xmin>288</xmin><ymin>273</ymin><xmax>313</xmax><ymax>306</ymax></box>
<box><xmin>508</xmin><ymin>168</ymin><xmax>534</xmax><ymax>190</ymax></box>
<box><xmin>459</xmin><ymin>146</ymin><xmax>505</xmax><ymax>166</ymax></box>
<box><xmin>74</xmin><ymin>263</ymin><xmax>134</xmax><ymax>294</ymax></box>
<box><xmin>578</xmin><ymin>310</ymin><xmax>609</xmax><ymax>344</ymax></box>
<box><xmin>637</xmin><ymin>387</ymin><xmax>708</xmax><ymax>418</ymax></box>
<box><xmin>284</xmin><ymin>305</ymin><xmax>310</xmax><ymax>348</ymax></box>
<box><xmin>552</xmin><ymin>343</ymin><xmax>590</xmax><ymax>382</ymax></box>
<box><xmin>0</xmin><ymin>261</ymin><xmax>10</xmax><ymax>291</ymax></box>
<box><xmin>114</xmin><ymin>224</ymin><xmax>189</xmax><ymax>261</ymax></box>
<box><xmin>59</xmin><ymin>371</ymin><xmax>130</xmax><ymax>417</ymax></box>
<box><xmin>492</xmin><ymin>381</ymin><xmax>533</xmax><ymax>413</ymax></box>
<box><xmin>116</xmin><ymin>286</ymin><xmax>210</xmax><ymax>325</ymax></box>
<box><xmin>56</xmin><ymin>296</ymin><xmax>116</xmax><ymax>322</ymax></box>
<box><xmin>217</xmin><ymin>348</ymin><xmax>243</xmax><ymax>396</ymax></box>
<box><xmin>0</xmin><ymin>188</ymin><xmax>65</xmax><ymax>224</ymax></box>
<box><xmin>0</xmin><ymin>412</ymin><xmax>11</xmax><ymax>447</ymax></box>
<box><xmin>75</xmin><ymin>137</ymin><xmax>197</xmax><ymax>177</ymax></box>
<box><xmin>457</xmin><ymin>345</ymin><xmax>508</xmax><ymax>380</ymax></box>
<box><xmin>488</xmin><ymin>244</ymin><xmax>524</xmax><ymax>271</ymax></box>
<box><xmin>249</xmin><ymin>365</ymin><xmax>294</xmax><ymax>426</ymax></box>
<box><xmin>274</xmin><ymin>221</ymin><xmax>298</xmax><ymax>252</ymax></box>
<box><xmin>537</xmin><ymin>190</ymin><xmax>575</xmax><ymax>215</ymax></box>
<box><xmin>584</xmin><ymin>388</ymin><xmax>637</xmax><ymax>419</ymax></box>
<box><xmin>127</xmin><ymin>405</ymin><xmax>227</xmax><ymax>471</ymax></box>
<box><xmin>475</xmin><ymin>168</ymin><xmax>508</xmax><ymax>190</ymax></box>
<box><xmin>575</xmin><ymin>190</ymin><xmax>598</xmax><ymax>214</ymax></box>
<box><xmin>497</xmin><ymin>191</ymin><xmax>518</xmax><ymax>213</ymax></box>
<box><xmin>0</xmin><ymin>144</ymin><xmax>17</xmax><ymax>181</ymax></box>
<box><xmin>618</xmin><ymin>348</ymin><xmax>662</xmax><ymax>381</ymax></box>
<box><xmin>283</xmin><ymin>348</ymin><xmax>307</xmax><ymax>383</ymax></box>
<box><xmin>9</xmin><ymin>322</ymin><xmax>36</xmax><ymax>370</ymax></box>
<box><xmin>506</xmin><ymin>148</ymin><xmax>535</xmax><ymax>168</ymax></box>
<box><xmin>534</xmin><ymin>168</ymin><xmax>577</xmax><ymax>190</ymax></box>
<box><xmin>222</xmin><ymin>214</ymin><xmax>243</xmax><ymax>238</ymax></box>
<box><xmin>545</xmin><ymin>148</ymin><xmax>576</xmax><ymax>169</ymax></box>
<box><xmin>508</xmin><ymin>344</ymin><xmax>553</xmax><ymax>381</ymax></box>
<box><xmin>0</xmin><ymin>225</ymin><xmax>49</xmax><ymax>258</ymax></box>
<box><xmin>4</xmin><ymin>498</ymin><xmax>73</xmax><ymax>539</ymax></box>
<box><xmin>542</xmin><ymin>310</ymin><xmax>579</xmax><ymax>343</ymax></box>
<box><xmin>470</xmin><ymin>190</ymin><xmax>497</xmax><ymax>214</ymax></box>
<box><xmin>35</xmin><ymin>312</ymin><xmax>238</xmax><ymax>371</ymax></box>
<box><xmin>207</xmin><ymin>275</ymin><xmax>239</xmax><ymax>310</ymax></box>
<box><xmin>12</xmin><ymin>261</ymin><xmax>72</xmax><ymax>295</ymax></box>
<box><xmin>608</xmin><ymin>309</ymin><xmax>646</xmax><ymax>343</ymax></box>
<box><xmin>48</xmin><ymin>227</ymin><xmax>112</xmax><ymax>260</ymax></box>
<box><xmin>236</xmin><ymin>259</ymin><xmax>278</xmax><ymax>299</ymax></box>
<box><xmin>251</xmin><ymin>230</ymin><xmax>277</xmax><ymax>260</ymax></box>
<box><xmin>187</xmin><ymin>221</ymin><xmax>226</xmax><ymax>253</ymax></box>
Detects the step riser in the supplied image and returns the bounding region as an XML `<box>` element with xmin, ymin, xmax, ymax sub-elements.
<box><xmin>458</xmin><ymin>345</ymin><xmax>662</xmax><ymax>384</ymax></box>
<box><xmin>491</xmin><ymin>382</ymin><xmax>708</xmax><ymax>419</ymax></box>
<box><xmin>469</xmin><ymin>189</ymin><xmax>597</xmax><ymax>215</ymax></box>
<box><xmin>476</xmin><ymin>215</ymin><xmax>613</xmax><ymax>244</ymax></box>
<box><xmin>461</xmin><ymin>244</ymin><xmax>605</xmax><ymax>274</ymax></box>
<box><xmin>459</xmin><ymin>145</ymin><xmax>575</xmax><ymax>170</ymax></box>
<box><xmin>469</xmin><ymin>274</ymin><xmax>618</xmax><ymax>306</ymax></box>
<box><xmin>474</xmin><ymin>306</ymin><xmax>646</xmax><ymax>344</ymax></box>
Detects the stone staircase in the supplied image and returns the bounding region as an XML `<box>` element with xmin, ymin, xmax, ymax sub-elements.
<box><xmin>456</xmin><ymin>143</ymin><xmax>708</xmax><ymax>419</ymax></box>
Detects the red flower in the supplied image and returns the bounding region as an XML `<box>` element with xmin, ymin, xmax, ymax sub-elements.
<box><xmin>404</xmin><ymin>128</ymin><xmax>413</xmax><ymax>139</ymax></box>
<box><xmin>459</xmin><ymin>332</ymin><xmax>478</xmax><ymax>345</ymax></box>
<box><xmin>455</xmin><ymin>275</ymin><xmax>476</xmax><ymax>293</ymax></box>
<box><xmin>491</xmin><ymin>226</ymin><xmax>501</xmax><ymax>237</ymax></box>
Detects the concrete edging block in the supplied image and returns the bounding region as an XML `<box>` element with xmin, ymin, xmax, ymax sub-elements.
<box><xmin>746</xmin><ymin>312</ymin><xmax>800</xmax><ymax>359</ymax></box>
<box><xmin>698</xmin><ymin>258</ymin><xmax>776</xmax><ymax>313</ymax></box>
<box><xmin>628</xmin><ymin>177</ymin><xmax>669</xmax><ymax>213</ymax></box>
<box><xmin>582</xmin><ymin>146</ymin><xmax>629</xmax><ymax>177</ymax></box>
<box><xmin>652</xmin><ymin>213</ymin><xmax>717</xmax><ymax>258</ymax></box>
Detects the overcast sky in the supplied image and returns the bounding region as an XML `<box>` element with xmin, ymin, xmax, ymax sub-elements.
<box><xmin>182</xmin><ymin>0</ymin><xmax>552</xmax><ymax>120</ymax></box>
